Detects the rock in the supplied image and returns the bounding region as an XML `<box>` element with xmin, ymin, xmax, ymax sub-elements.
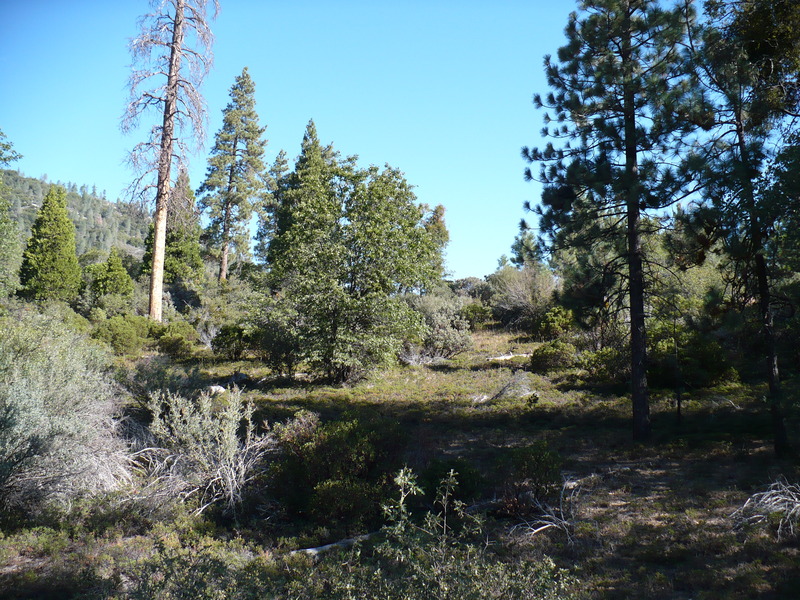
<box><xmin>207</xmin><ymin>385</ymin><xmax>226</xmax><ymax>395</ymax></box>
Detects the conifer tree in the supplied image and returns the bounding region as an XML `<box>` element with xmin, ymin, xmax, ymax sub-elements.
<box><xmin>198</xmin><ymin>67</ymin><xmax>267</xmax><ymax>281</ymax></box>
<box><xmin>523</xmin><ymin>0</ymin><xmax>701</xmax><ymax>441</ymax></box>
<box><xmin>19</xmin><ymin>185</ymin><xmax>81</xmax><ymax>301</ymax></box>
<box><xmin>677</xmin><ymin>0</ymin><xmax>800</xmax><ymax>455</ymax></box>
<box><xmin>0</xmin><ymin>129</ymin><xmax>22</xmax><ymax>298</ymax></box>
<box><xmin>91</xmin><ymin>248</ymin><xmax>135</xmax><ymax>298</ymax></box>
<box><xmin>142</xmin><ymin>169</ymin><xmax>204</xmax><ymax>283</ymax></box>
<box><xmin>264</xmin><ymin>121</ymin><xmax>442</xmax><ymax>381</ymax></box>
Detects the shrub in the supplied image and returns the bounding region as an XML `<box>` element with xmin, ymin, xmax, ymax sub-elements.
<box><xmin>211</xmin><ymin>324</ymin><xmax>249</xmax><ymax>360</ymax></box>
<box><xmin>296</xmin><ymin>469</ymin><xmax>578</xmax><ymax>599</ymax></box>
<box><xmin>271</xmin><ymin>413</ymin><xmax>404</xmax><ymax>532</ymax></box>
<box><xmin>0</xmin><ymin>310</ymin><xmax>130</xmax><ymax>515</ymax></box>
<box><xmin>498</xmin><ymin>440</ymin><xmax>563</xmax><ymax>516</ymax></box>
<box><xmin>529</xmin><ymin>340</ymin><xmax>577</xmax><ymax>372</ymax></box>
<box><xmin>156</xmin><ymin>320</ymin><xmax>198</xmax><ymax>358</ymax></box>
<box><xmin>92</xmin><ymin>314</ymin><xmax>147</xmax><ymax>355</ymax></box>
<box><xmin>402</xmin><ymin>292</ymin><xmax>472</xmax><ymax>363</ymax></box>
<box><xmin>536</xmin><ymin>305</ymin><xmax>574</xmax><ymax>340</ymax></box>
<box><xmin>138</xmin><ymin>388</ymin><xmax>275</xmax><ymax>518</ymax></box>
<box><xmin>459</xmin><ymin>301</ymin><xmax>493</xmax><ymax>331</ymax></box>
<box><xmin>487</xmin><ymin>264</ymin><xmax>556</xmax><ymax>331</ymax></box>
<box><xmin>578</xmin><ymin>345</ymin><xmax>629</xmax><ymax>385</ymax></box>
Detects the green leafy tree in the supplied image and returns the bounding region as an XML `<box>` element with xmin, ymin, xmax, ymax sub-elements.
<box><xmin>523</xmin><ymin>0</ymin><xmax>701</xmax><ymax>441</ymax></box>
<box><xmin>264</xmin><ymin>121</ymin><xmax>442</xmax><ymax>381</ymax></box>
<box><xmin>18</xmin><ymin>185</ymin><xmax>81</xmax><ymax>302</ymax></box>
<box><xmin>0</xmin><ymin>129</ymin><xmax>22</xmax><ymax>298</ymax></box>
<box><xmin>122</xmin><ymin>0</ymin><xmax>218</xmax><ymax>321</ymax></box>
<box><xmin>198</xmin><ymin>67</ymin><xmax>267</xmax><ymax>281</ymax></box>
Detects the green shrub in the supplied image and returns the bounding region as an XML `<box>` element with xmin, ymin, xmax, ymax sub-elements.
<box><xmin>0</xmin><ymin>310</ymin><xmax>130</xmax><ymax>515</ymax></box>
<box><xmin>536</xmin><ymin>305</ymin><xmax>574</xmax><ymax>340</ymax></box>
<box><xmin>420</xmin><ymin>457</ymin><xmax>484</xmax><ymax>502</ymax></box>
<box><xmin>155</xmin><ymin>320</ymin><xmax>198</xmax><ymax>358</ymax></box>
<box><xmin>498</xmin><ymin>440</ymin><xmax>562</xmax><ymax>516</ymax></box>
<box><xmin>529</xmin><ymin>340</ymin><xmax>577</xmax><ymax>372</ymax></box>
<box><xmin>211</xmin><ymin>324</ymin><xmax>249</xmax><ymax>360</ymax></box>
<box><xmin>92</xmin><ymin>314</ymin><xmax>146</xmax><ymax>355</ymax></box>
<box><xmin>292</xmin><ymin>469</ymin><xmax>578</xmax><ymax>599</ymax></box>
<box><xmin>578</xmin><ymin>345</ymin><xmax>629</xmax><ymax>385</ymax></box>
<box><xmin>271</xmin><ymin>413</ymin><xmax>404</xmax><ymax>532</ymax></box>
<box><xmin>459</xmin><ymin>301</ymin><xmax>493</xmax><ymax>331</ymax></box>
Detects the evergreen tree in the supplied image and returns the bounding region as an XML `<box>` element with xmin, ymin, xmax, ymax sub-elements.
<box><xmin>0</xmin><ymin>129</ymin><xmax>22</xmax><ymax>298</ymax></box>
<box><xmin>677</xmin><ymin>1</ymin><xmax>800</xmax><ymax>455</ymax></box>
<box><xmin>91</xmin><ymin>247</ymin><xmax>135</xmax><ymax>298</ymax></box>
<box><xmin>523</xmin><ymin>0</ymin><xmax>701</xmax><ymax>441</ymax></box>
<box><xmin>264</xmin><ymin>121</ymin><xmax>442</xmax><ymax>381</ymax></box>
<box><xmin>198</xmin><ymin>67</ymin><xmax>267</xmax><ymax>281</ymax></box>
<box><xmin>142</xmin><ymin>169</ymin><xmax>204</xmax><ymax>283</ymax></box>
<box><xmin>18</xmin><ymin>185</ymin><xmax>81</xmax><ymax>301</ymax></box>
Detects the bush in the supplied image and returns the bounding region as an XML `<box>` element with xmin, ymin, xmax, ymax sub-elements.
<box><xmin>0</xmin><ymin>310</ymin><xmax>130</xmax><ymax>515</ymax></box>
<box><xmin>156</xmin><ymin>320</ymin><xmax>198</xmax><ymax>358</ymax></box>
<box><xmin>459</xmin><ymin>301</ymin><xmax>493</xmax><ymax>331</ymax></box>
<box><xmin>498</xmin><ymin>440</ymin><xmax>562</xmax><ymax>516</ymax></box>
<box><xmin>529</xmin><ymin>340</ymin><xmax>577</xmax><ymax>373</ymax></box>
<box><xmin>211</xmin><ymin>324</ymin><xmax>249</xmax><ymax>360</ymax></box>
<box><xmin>402</xmin><ymin>292</ymin><xmax>472</xmax><ymax>363</ymax></box>
<box><xmin>578</xmin><ymin>345</ymin><xmax>629</xmax><ymax>385</ymax></box>
<box><xmin>536</xmin><ymin>305</ymin><xmax>574</xmax><ymax>340</ymax></box>
<box><xmin>92</xmin><ymin>314</ymin><xmax>147</xmax><ymax>355</ymax></box>
<box><xmin>271</xmin><ymin>413</ymin><xmax>404</xmax><ymax>532</ymax></box>
<box><xmin>295</xmin><ymin>469</ymin><xmax>578</xmax><ymax>599</ymax></box>
<box><xmin>139</xmin><ymin>388</ymin><xmax>275</xmax><ymax>518</ymax></box>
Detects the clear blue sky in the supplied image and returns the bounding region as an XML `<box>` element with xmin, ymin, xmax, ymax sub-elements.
<box><xmin>0</xmin><ymin>1</ymin><xmax>574</xmax><ymax>280</ymax></box>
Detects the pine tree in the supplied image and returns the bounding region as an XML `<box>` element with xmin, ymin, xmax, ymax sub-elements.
<box><xmin>142</xmin><ymin>168</ymin><xmax>204</xmax><ymax>283</ymax></box>
<box><xmin>677</xmin><ymin>0</ymin><xmax>800</xmax><ymax>456</ymax></box>
<box><xmin>0</xmin><ymin>129</ymin><xmax>22</xmax><ymax>298</ymax></box>
<box><xmin>123</xmin><ymin>0</ymin><xmax>218</xmax><ymax>321</ymax></box>
<box><xmin>198</xmin><ymin>67</ymin><xmax>267</xmax><ymax>281</ymax></box>
<box><xmin>523</xmin><ymin>0</ymin><xmax>701</xmax><ymax>441</ymax></box>
<box><xmin>91</xmin><ymin>248</ymin><xmax>135</xmax><ymax>298</ymax></box>
<box><xmin>19</xmin><ymin>185</ymin><xmax>81</xmax><ymax>301</ymax></box>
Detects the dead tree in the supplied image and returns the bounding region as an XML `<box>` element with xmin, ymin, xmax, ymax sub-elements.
<box><xmin>122</xmin><ymin>0</ymin><xmax>219</xmax><ymax>321</ymax></box>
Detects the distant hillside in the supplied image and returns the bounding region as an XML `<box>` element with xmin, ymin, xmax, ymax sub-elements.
<box><xmin>2</xmin><ymin>169</ymin><xmax>149</xmax><ymax>257</ymax></box>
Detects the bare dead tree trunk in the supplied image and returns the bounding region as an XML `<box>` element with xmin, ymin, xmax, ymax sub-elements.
<box><xmin>148</xmin><ymin>0</ymin><xmax>185</xmax><ymax>322</ymax></box>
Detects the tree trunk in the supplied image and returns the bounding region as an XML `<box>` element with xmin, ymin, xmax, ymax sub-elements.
<box><xmin>754</xmin><ymin>251</ymin><xmax>789</xmax><ymax>456</ymax></box>
<box><xmin>148</xmin><ymin>0</ymin><xmax>185</xmax><ymax>321</ymax></box>
<box><xmin>622</xmin><ymin>8</ymin><xmax>651</xmax><ymax>442</ymax></box>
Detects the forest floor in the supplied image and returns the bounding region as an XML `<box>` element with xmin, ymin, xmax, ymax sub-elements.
<box><xmin>2</xmin><ymin>328</ymin><xmax>800</xmax><ymax>599</ymax></box>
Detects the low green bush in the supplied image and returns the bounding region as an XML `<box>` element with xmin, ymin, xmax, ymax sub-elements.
<box><xmin>271</xmin><ymin>413</ymin><xmax>404</xmax><ymax>532</ymax></box>
<box><xmin>498</xmin><ymin>440</ymin><xmax>562</xmax><ymax>516</ymax></box>
<box><xmin>211</xmin><ymin>324</ymin><xmax>249</xmax><ymax>360</ymax></box>
<box><xmin>577</xmin><ymin>345</ymin><xmax>629</xmax><ymax>385</ymax></box>
<box><xmin>530</xmin><ymin>340</ymin><xmax>577</xmax><ymax>372</ymax></box>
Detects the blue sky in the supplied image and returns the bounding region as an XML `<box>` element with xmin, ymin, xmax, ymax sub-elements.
<box><xmin>0</xmin><ymin>1</ymin><xmax>574</xmax><ymax>280</ymax></box>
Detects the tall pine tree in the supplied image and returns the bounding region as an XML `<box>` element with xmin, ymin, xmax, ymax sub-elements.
<box><xmin>198</xmin><ymin>67</ymin><xmax>267</xmax><ymax>281</ymax></box>
<box><xmin>0</xmin><ymin>129</ymin><xmax>22</xmax><ymax>298</ymax></box>
<box><xmin>123</xmin><ymin>0</ymin><xmax>218</xmax><ymax>321</ymax></box>
<box><xmin>19</xmin><ymin>185</ymin><xmax>81</xmax><ymax>302</ymax></box>
<box><xmin>523</xmin><ymin>0</ymin><xmax>701</xmax><ymax>441</ymax></box>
